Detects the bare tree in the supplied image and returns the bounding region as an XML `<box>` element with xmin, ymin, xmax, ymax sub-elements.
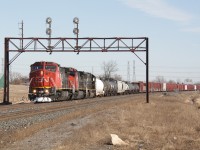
<box><xmin>176</xmin><ymin>78</ymin><xmax>182</xmax><ymax>84</ymax></box>
<box><xmin>184</xmin><ymin>78</ymin><xmax>193</xmax><ymax>83</ymax></box>
<box><xmin>113</xmin><ymin>74</ymin><xmax>122</xmax><ymax>81</ymax></box>
<box><xmin>195</xmin><ymin>81</ymin><xmax>200</xmax><ymax>84</ymax></box>
<box><xmin>102</xmin><ymin>61</ymin><xmax>118</xmax><ymax>79</ymax></box>
<box><xmin>10</xmin><ymin>72</ymin><xmax>28</xmax><ymax>84</ymax></box>
<box><xmin>154</xmin><ymin>76</ymin><xmax>166</xmax><ymax>83</ymax></box>
<box><xmin>10</xmin><ymin>72</ymin><xmax>22</xmax><ymax>83</ymax></box>
<box><xmin>168</xmin><ymin>80</ymin><xmax>176</xmax><ymax>83</ymax></box>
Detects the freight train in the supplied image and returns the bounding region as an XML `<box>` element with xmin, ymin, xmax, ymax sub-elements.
<box><xmin>28</xmin><ymin>61</ymin><xmax>200</xmax><ymax>102</ymax></box>
<box><xmin>28</xmin><ymin>61</ymin><xmax>140</xmax><ymax>102</ymax></box>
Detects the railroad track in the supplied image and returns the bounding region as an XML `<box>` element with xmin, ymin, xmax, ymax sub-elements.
<box><xmin>0</xmin><ymin>94</ymin><xmax>142</xmax><ymax>122</ymax></box>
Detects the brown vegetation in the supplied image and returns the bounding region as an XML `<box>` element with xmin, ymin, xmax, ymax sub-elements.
<box><xmin>0</xmin><ymin>84</ymin><xmax>29</xmax><ymax>104</ymax></box>
<box><xmin>0</xmin><ymin>85</ymin><xmax>200</xmax><ymax>150</ymax></box>
<box><xmin>57</xmin><ymin>92</ymin><xmax>200</xmax><ymax>150</ymax></box>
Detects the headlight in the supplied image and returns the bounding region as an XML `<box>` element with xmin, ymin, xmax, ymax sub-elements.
<box><xmin>45</xmin><ymin>89</ymin><xmax>49</xmax><ymax>93</ymax></box>
<box><xmin>33</xmin><ymin>89</ymin><xmax>37</xmax><ymax>93</ymax></box>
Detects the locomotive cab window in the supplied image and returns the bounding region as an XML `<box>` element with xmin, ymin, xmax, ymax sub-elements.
<box><xmin>45</xmin><ymin>65</ymin><xmax>56</xmax><ymax>72</ymax></box>
<box><xmin>31</xmin><ymin>66</ymin><xmax>43</xmax><ymax>71</ymax></box>
<box><xmin>69</xmin><ymin>71</ymin><xmax>75</xmax><ymax>76</ymax></box>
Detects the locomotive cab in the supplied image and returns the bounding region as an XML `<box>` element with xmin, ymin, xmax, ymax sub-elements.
<box><xmin>28</xmin><ymin>62</ymin><xmax>61</xmax><ymax>101</ymax></box>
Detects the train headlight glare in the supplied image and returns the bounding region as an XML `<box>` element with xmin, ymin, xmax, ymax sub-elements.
<box><xmin>45</xmin><ymin>89</ymin><xmax>49</xmax><ymax>93</ymax></box>
<box><xmin>33</xmin><ymin>89</ymin><xmax>37</xmax><ymax>93</ymax></box>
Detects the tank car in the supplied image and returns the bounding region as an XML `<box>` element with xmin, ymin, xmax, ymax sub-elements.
<box><xmin>132</xmin><ymin>82</ymin><xmax>140</xmax><ymax>93</ymax></box>
<box><xmin>117</xmin><ymin>80</ymin><xmax>127</xmax><ymax>95</ymax></box>
<box><xmin>95</xmin><ymin>78</ymin><xmax>104</xmax><ymax>97</ymax></box>
<box><xmin>107</xmin><ymin>79</ymin><xmax>118</xmax><ymax>96</ymax></box>
<box><xmin>125</xmin><ymin>82</ymin><xmax>135</xmax><ymax>94</ymax></box>
<box><xmin>101</xmin><ymin>80</ymin><xmax>112</xmax><ymax>96</ymax></box>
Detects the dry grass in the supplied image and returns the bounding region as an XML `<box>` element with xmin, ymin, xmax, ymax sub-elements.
<box><xmin>57</xmin><ymin>92</ymin><xmax>200</xmax><ymax>150</ymax></box>
<box><xmin>0</xmin><ymin>84</ymin><xmax>29</xmax><ymax>104</ymax></box>
<box><xmin>1</xmin><ymin>86</ymin><xmax>200</xmax><ymax>150</ymax></box>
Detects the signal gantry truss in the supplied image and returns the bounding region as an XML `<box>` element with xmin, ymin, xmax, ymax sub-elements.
<box><xmin>3</xmin><ymin>37</ymin><xmax>149</xmax><ymax>104</ymax></box>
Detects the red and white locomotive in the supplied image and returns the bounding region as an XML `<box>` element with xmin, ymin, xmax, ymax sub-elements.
<box><xmin>29</xmin><ymin>61</ymin><xmax>96</xmax><ymax>102</ymax></box>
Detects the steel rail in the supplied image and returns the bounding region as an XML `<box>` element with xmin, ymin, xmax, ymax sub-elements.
<box><xmin>0</xmin><ymin>94</ymin><xmax>142</xmax><ymax>121</ymax></box>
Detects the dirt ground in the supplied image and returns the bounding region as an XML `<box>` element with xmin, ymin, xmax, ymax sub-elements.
<box><xmin>0</xmin><ymin>85</ymin><xmax>29</xmax><ymax>104</ymax></box>
<box><xmin>0</xmin><ymin>85</ymin><xmax>200</xmax><ymax>150</ymax></box>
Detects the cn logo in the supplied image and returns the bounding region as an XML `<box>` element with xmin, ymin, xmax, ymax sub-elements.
<box><xmin>35</xmin><ymin>78</ymin><xmax>49</xmax><ymax>82</ymax></box>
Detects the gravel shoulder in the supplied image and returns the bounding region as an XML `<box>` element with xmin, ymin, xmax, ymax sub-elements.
<box><xmin>4</xmin><ymin>115</ymin><xmax>94</xmax><ymax>150</ymax></box>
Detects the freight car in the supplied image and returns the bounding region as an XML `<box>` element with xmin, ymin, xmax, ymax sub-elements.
<box><xmin>139</xmin><ymin>82</ymin><xmax>199</xmax><ymax>92</ymax></box>
<box><xmin>28</xmin><ymin>61</ymin><xmax>140</xmax><ymax>102</ymax></box>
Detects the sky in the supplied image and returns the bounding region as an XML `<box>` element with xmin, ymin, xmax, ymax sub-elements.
<box><xmin>0</xmin><ymin>0</ymin><xmax>200</xmax><ymax>83</ymax></box>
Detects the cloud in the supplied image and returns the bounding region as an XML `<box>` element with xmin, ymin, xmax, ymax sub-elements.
<box><xmin>120</xmin><ymin>0</ymin><xmax>193</xmax><ymax>22</ymax></box>
<box><xmin>181</xmin><ymin>27</ymin><xmax>200</xmax><ymax>33</ymax></box>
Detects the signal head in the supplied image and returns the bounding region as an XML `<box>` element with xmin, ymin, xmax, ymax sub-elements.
<box><xmin>46</xmin><ymin>17</ymin><xmax>52</xmax><ymax>24</ymax></box>
<box><xmin>73</xmin><ymin>17</ymin><xmax>79</xmax><ymax>24</ymax></box>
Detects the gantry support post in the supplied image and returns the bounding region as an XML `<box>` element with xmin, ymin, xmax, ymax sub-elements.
<box><xmin>146</xmin><ymin>38</ymin><xmax>149</xmax><ymax>103</ymax></box>
<box><xmin>2</xmin><ymin>38</ymin><xmax>11</xmax><ymax>104</ymax></box>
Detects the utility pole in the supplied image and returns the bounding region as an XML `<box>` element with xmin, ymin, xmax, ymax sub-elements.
<box><xmin>127</xmin><ymin>61</ymin><xmax>130</xmax><ymax>82</ymax></box>
<box><xmin>133</xmin><ymin>60</ymin><xmax>136</xmax><ymax>82</ymax></box>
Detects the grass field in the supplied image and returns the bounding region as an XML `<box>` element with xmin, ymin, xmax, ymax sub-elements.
<box><xmin>0</xmin><ymin>84</ymin><xmax>29</xmax><ymax>104</ymax></box>
<box><xmin>57</xmin><ymin>92</ymin><xmax>200</xmax><ymax>150</ymax></box>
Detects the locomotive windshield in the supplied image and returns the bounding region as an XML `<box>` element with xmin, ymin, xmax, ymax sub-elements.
<box><xmin>31</xmin><ymin>66</ymin><xmax>43</xmax><ymax>71</ymax></box>
<box><xmin>45</xmin><ymin>65</ymin><xmax>56</xmax><ymax>72</ymax></box>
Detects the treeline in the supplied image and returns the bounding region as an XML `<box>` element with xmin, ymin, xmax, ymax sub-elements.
<box><xmin>10</xmin><ymin>72</ymin><xmax>29</xmax><ymax>85</ymax></box>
